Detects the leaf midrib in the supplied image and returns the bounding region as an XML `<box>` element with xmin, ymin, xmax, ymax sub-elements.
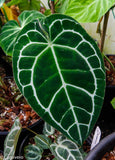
<box><xmin>51</xmin><ymin>45</ymin><xmax>82</xmax><ymax>143</ymax></box>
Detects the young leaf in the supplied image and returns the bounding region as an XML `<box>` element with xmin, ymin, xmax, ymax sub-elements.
<box><xmin>43</xmin><ymin>122</ymin><xmax>55</xmax><ymax>136</ymax></box>
<box><xmin>4</xmin><ymin>118</ymin><xmax>22</xmax><ymax>160</ymax></box>
<box><xmin>50</xmin><ymin>135</ymin><xmax>83</xmax><ymax>160</ymax></box>
<box><xmin>111</xmin><ymin>97</ymin><xmax>115</xmax><ymax>109</ymax></box>
<box><xmin>57</xmin><ymin>0</ymin><xmax>115</xmax><ymax>22</ymax></box>
<box><xmin>13</xmin><ymin>14</ymin><xmax>105</xmax><ymax>145</ymax></box>
<box><xmin>25</xmin><ymin>144</ymin><xmax>43</xmax><ymax>160</ymax></box>
<box><xmin>34</xmin><ymin>134</ymin><xmax>51</xmax><ymax>149</ymax></box>
<box><xmin>0</xmin><ymin>10</ymin><xmax>45</xmax><ymax>56</ymax></box>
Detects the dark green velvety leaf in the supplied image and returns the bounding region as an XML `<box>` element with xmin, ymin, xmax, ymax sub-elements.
<box><xmin>13</xmin><ymin>14</ymin><xmax>105</xmax><ymax>145</ymax></box>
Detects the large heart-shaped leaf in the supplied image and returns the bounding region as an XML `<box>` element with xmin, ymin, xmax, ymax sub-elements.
<box><xmin>13</xmin><ymin>14</ymin><xmax>105</xmax><ymax>145</ymax></box>
<box><xmin>0</xmin><ymin>10</ymin><xmax>45</xmax><ymax>56</ymax></box>
<box><xmin>57</xmin><ymin>0</ymin><xmax>115</xmax><ymax>22</ymax></box>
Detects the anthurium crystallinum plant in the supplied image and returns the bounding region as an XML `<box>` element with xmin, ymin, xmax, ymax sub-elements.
<box><xmin>0</xmin><ymin>10</ymin><xmax>105</xmax><ymax>158</ymax></box>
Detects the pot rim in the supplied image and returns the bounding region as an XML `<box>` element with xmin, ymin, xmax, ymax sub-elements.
<box><xmin>85</xmin><ymin>132</ymin><xmax>115</xmax><ymax>160</ymax></box>
<box><xmin>0</xmin><ymin>118</ymin><xmax>43</xmax><ymax>136</ymax></box>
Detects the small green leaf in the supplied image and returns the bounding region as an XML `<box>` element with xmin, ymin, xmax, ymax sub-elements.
<box><xmin>57</xmin><ymin>0</ymin><xmax>115</xmax><ymax>22</ymax></box>
<box><xmin>50</xmin><ymin>135</ymin><xmax>83</xmax><ymax>160</ymax></box>
<box><xmin>25</xmin><ymin>144</ymin><xmax>43</xmax><ymax>160</ymax></box>
<box><xmin>34</xmin><ymin>135</ymin><xmax>51</xmax><ymax>149</ymax></box>
<box><xmin>111</xmin><ymin>97</ymin><xmax>115</xmax><ymax>109</ymax></box>
<box><xmin>43</xmin><ymin>122</ymin><xmax>55</xmax><ymax>136</ymax></box>
<box><xmin>0</xmin><ymin>0</ymin><xmax>5</xmax><ymax>8</ymax></box>
<box><xmin>4</xmin><ymin>118</ymin><xmax>22</xmax><ymax>160</ymax></box>
<box><xmin>0</xmin><ymin>10</ymin><xmax>45</xmax><ymax>56</ymax></box>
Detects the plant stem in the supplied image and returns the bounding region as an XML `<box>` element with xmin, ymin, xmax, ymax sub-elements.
<box><xmin>102</xmin><ymin>53</ymin><xmax>115</xmax><ymax>71</ymax></box>
<box><xmin>100</xmin><ymin>11</ymin><xmax>110</xmax><ymax>53</ymax></box>
<box><xmin>15</xmin><ymin>94</ymin><xmax>23</xmax><ymax>102</ymax></box>
<box><xmin>50</xmin><ymin>0</ymin><xmax>55</xmax><ymax>14</ymax></box>
<box><xmin>96</xmin><ymin>16</ymin><xmax>103</xmax><ymax>36</ymax></box>
<box><xmin>25</xmin><ymin>127</ymin><xmax>50</xmax><ymax>146</ymax></box>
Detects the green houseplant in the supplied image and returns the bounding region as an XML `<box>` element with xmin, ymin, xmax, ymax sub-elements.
<box><xmin>1</xmin><ymin>0</ymin><xmax>115</xmax><ymax>159</ymax></box>
<box><xmin>0</xmin><ymin>9</ymin><xmax>105</xmax><ymax>159</ymax></box>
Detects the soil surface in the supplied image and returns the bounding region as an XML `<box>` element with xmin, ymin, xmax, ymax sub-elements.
<box><xmin>0</xmin><ymin>57</ymin><xmax>40</xmax><ymax>131</ymax></box>
<box><xmin>102</xmin><ymin>147</ymin><xmax>115</xmax><ymax>160</ymax></box>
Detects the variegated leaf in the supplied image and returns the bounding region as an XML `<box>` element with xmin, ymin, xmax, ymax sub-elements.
<box><xmin>0</xmin><ymin>10</ymin><xmax>45</xmax><ymax>56</ymax></box>
<box><xmin>43</xmin><ymin>122</ymin><xmax>55</xmax><ymax>136</ymax></box>
<box><xmin>13</xmin><ymin>14</ymin><xmax>105</xmax><ymax>145</ymax></box>
<box><xmin>34</xmin><ymin>135</ymin><xmax>51</xmax><ymax>149</ymax></box>
<box><xmin>25</xmin><ymin>144</ymin><xmax>43</xmax><ymax>160</ymax></box>
<box><xmin>51</xmin><ymin>135</ymin><xmax>83</xmax><ymax>160</ymax></box>
<box><xmin>57</xmin><ymin>0</ymin><xmax>115</xmax><ymax>22</ymax></box>
<box><xmin>4</xmin><ymin>118</ymin><xmax>22</xmax><ymax>160</ymax></box>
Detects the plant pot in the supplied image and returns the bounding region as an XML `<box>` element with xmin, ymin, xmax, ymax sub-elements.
<box><xmin>101</xmin><ymin>85</ymin><xmax>115</xmax><ymax>122</ymax></box>
<box><xmin>84</xmin><ymin>132</ymin><xmax>115</xmax><ymax>160</ymax></box>
<box><xmin>94</xmin><ymin>85</ymin><xmax>115</xmax><ymax>141</ymax></box>
<box><xmin>97</xmin><ymin>54</ymin><xmax>115</xmax><ymax>132</ymax></box>
<box><xmin>98</xmin><ymin>85</ymin><xmax>115</xmax><ymax>120</ymax></box>
<box><xmin>16</xmin><ymin>119</ymin><xmax>44</xmax><ymax>158</ymax></box>
<box><xmin>18</xmin><ymin>133</ymin><xmax>33</xmax><ymax>159</ymax></box>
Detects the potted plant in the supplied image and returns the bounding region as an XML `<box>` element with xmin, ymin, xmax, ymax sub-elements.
<box><xmin>0</xmin><ymin>0</ymin><xmax>115</xmax><ymax>160</ymax></box>
<box><xmin>0</xmin><ymin>9</ymin><xmax>106</xmax><ymax>160</ymax></box>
